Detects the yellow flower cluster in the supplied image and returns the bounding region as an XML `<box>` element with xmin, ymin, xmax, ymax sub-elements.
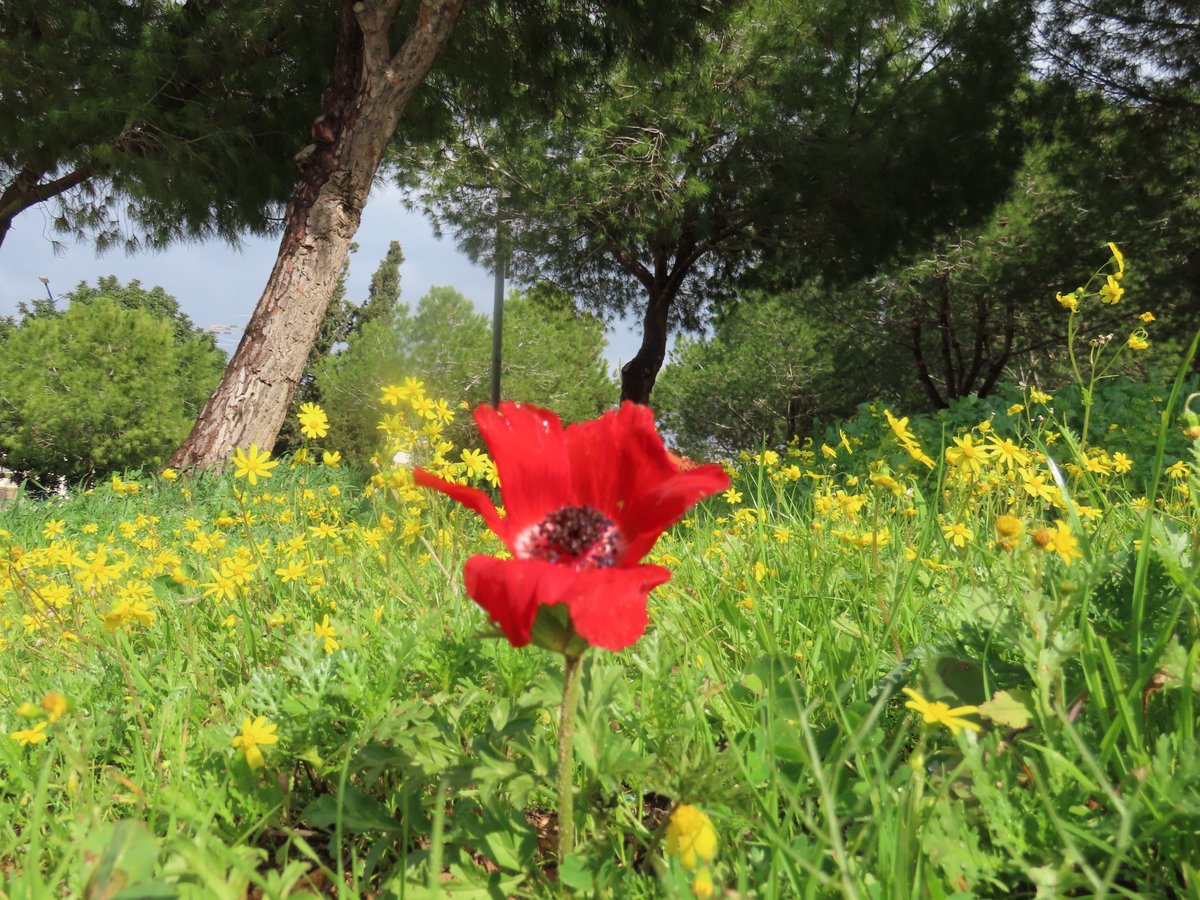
<box><xmin>666</xmin><ymin>804</ymin><xmax>718</xmax><ymax>897</ymax></box>
<box><xmin>367</xmin><ymin>380</ymin><xmax>498</xmax><ymax>548</ymax></box>
<box><xmin>0</xmin><ymin>391</ymin><xmax>464</xmax><ymax>675</ymax></box>
<box><xmin>1057</xmin><ymin>243</ymin><xmax>1154</xmax><ymax>353</ymax></box>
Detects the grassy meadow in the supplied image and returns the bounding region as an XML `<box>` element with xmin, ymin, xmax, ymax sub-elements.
<box><xmin>3</xmin><ymin>347</ymin><xmax>1200</xmax><ymax>897</ymax></box>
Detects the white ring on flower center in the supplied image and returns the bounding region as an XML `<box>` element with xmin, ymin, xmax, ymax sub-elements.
<box><xmin>513</xmin><ymin>505</ymin><xmax>624</xmax><ymax>569</ymax></box>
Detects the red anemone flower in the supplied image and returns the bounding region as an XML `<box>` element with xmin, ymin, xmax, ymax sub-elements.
<box><xmin>414</xmin><ymin>402</ymin><xmax>730</xmax><ymax>651</ymax></box>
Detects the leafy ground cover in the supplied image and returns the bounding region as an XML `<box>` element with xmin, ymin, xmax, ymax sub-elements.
<box><xmin>3</xmin><ymin>259</ymin><xmax>1200</xmax><ymax>896</ymax></box>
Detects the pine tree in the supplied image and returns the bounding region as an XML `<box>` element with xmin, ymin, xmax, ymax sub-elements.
<box><xmin>408</xmin><ymin>0</ymin><xmax>1033</xmax><ymax>404</ymax></box>
<box><xmin>0</xmin><ymin>0</ymin><xmax>333</xmax><ymax>251</ymax></box>
<box><xmin>170</xmin><ymin>0</ymin><xmax>729</xmax><ymax>467</ymax></box>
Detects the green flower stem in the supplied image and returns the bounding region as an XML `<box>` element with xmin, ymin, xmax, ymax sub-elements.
<box><xmin>557</xmin><ymin>650</ymin><xmax>585</xmax><ymax>863</ymax></box>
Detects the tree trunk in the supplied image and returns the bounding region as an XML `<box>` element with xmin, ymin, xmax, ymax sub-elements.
<box><xmin>910</xmin><ymin>320</ymin><xmax>948</xmax><ymax>409</ymax></box>
<box><xmin>620</xmin><ymin>287</ymin><xmax>672</xmax><ymax>405</ymax></box>
<box><xmin>611</xmin><ymin>232</ymin><xmax>704</xmax><ymax>406</ymax></box>
<box><xmin>170</xmin><ymin>0</ymin><xmax>466</xmax><ymax>469</ymax></box>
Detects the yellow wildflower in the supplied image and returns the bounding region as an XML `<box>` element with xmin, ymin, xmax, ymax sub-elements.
<box><xmin>1098</xmin><ymin>274</ymin><xmax>1124</xmax><ymax>304</ymax></box>
<box><xmin>666</xmin><ymin>805</ymin><xmax>717</xmax><ymax>872</ymax></box>
<box><xmin>945</xmin><ymin>434</ymin><xmax>991</xmax><ymax>479</ymax></box>
<box><xmin>1108</xmin><ymin>241</ymin><xmax>1124</xmax><ymax>278</ymax></box>
<box><xmin>101</xmin><ymin>599</ymin><xmax>155</xmax><ymax>632</ymax></box>
<box><xmin>941</xmin><ymin>522</ymin><xmax>974</xmax><ymax>548</ymax></box>
<box><xmin>870</xmin><ymin>472</ymin><xmax>902</xmax><ymax>495</ymax></box>
<box><xmin>41</xmin><ymin>693</ymin><xmax>67</xmax><ymax>723</ymax></box>
<box><xmin>74</xmin><ymin>546</ymin><xmax>121</xmax><ymax>592</ymax></box>
<box><xmin>995</xmin><ymin>514</ymin><xmax>1023</xmax><ymax>539</ymax></box>
<box><xmin>231</xmin><ymin>444</ymin><xmax>279</xmax><ymax>485</ymax></box>
<box><xmin>231</xmin><ymin>716</ymin><xmax>278</xmax><ymax>771</ymax></box>
<box><xmin>202</xmin><ymin>566</ymin><xmax>241</xmax><ymax>602</ymax></box>
<box><xmin>995</xmin><ymin>514</ymin><xmax>1024</xmax><ymax>552</ymax></box>
<box><xmin>1019</xmin><ymin>468</ymin><xmax>1060</xmax><ymax>505</ymax></box>
<box><xmin>10</xmin><ymin>721</ymin><xmax>49</xmax><ymax>747</ymax></box>
<box><xmin>314</xmin><ymin>614</ymin><xmax>339</xmax><ymax>653</ymax></box>
<box><xmin>902</xmin><ymin>688</ymin><xmax>981</xmax><ymax>735</ymax></box>
<box><xmin>987</xmin><ymin>435</ymin><xmax>1030</xmax><ymax>471</ymax></box>
<box><xmin>883</xmin><ymin>410</ymin><xmax>935</xmax><ymax>468</ymax></box>
<box><xmin>460</xmin><ymin>448</ymin><xmax>490</xmax><ymax>479</ymax></box>
<box><xmin>15</xmin><ymin>702</ymin><xmax>42</xmax><ymax>719</ymax></box>
<box><xmin>275</xmin><ymin>560</ymin><xmax>308</xmax><ymax>583</ymax></box>
<box><xmin>1031</xmin><ymin>520</ymin><xmax>1081</xmax><ymax>565</ymax></box>
<box><xmin>297</xmin><ymin>403</ymin><xmax>330</xmax><ymax>439</ymax></box>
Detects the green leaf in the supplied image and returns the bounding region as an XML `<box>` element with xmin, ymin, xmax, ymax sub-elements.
<box><xmin>475</xmin><ymin>813</ymin><xmax>537</xmax><ymax>873</ymax></box>
<box><xmin>557</xmin><ymin>852</ymin><xmax>594</xmax><ymax>892</ymax></box>
<box><xmin>81</xmin><ymin>820</ymin><xmax>161</xmax><ymax>900</ymax></box>
<box><xmin>301</xmin><ymin>788</ymin><xmax>402</xmax><ymax>834</ymax></box>
<box><xmin>978</xmin><ymin>689</ymin><xmax>1034</xmax><ymax>729</ymax></box>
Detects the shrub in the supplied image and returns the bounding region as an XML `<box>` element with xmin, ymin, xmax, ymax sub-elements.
<box><xmin>0</xmin><ymin>296</ymin><xmax>224</xmax><ymax>485</ymax></box>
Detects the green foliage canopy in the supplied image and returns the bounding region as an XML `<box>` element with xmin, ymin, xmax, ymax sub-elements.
<box><xmin>1037</xmin><ymin>0</ymin><xmax>1200</xmax><ymax>108</ymax></box>
<box><xmin>653</xmin><ymin>292</ymin><xmax>857</xmax><ymax>458</ymax></box>
<box><xmin>405</xmin><ymin>0</ymin><xmax>1033</xmax><ymax>403</ymax></box>
<box><xmin>820</xmin><ymin>83</ymin><xmax>1200</xmax><ymax>410</ymax></box>
<box><xmin>0</xmin><ymin>0</ymin><xmax>334</xmax><ymax>251</ymax></box>
<box><xmin>0</xmin><ymin>293</ymin><xmax>225</xmax><ymax>484</ymax></box>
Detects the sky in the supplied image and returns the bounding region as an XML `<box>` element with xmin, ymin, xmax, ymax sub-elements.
<box><xmin>0</xmin><ymin>182</ymin><xmax>641</xmax><ymax>370</ymax></box>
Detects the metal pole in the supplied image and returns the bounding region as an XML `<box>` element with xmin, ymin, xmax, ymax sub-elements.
<box><xmin>490</xmin><ymin>199</ymin><xmax>506</xmax><ymax>407</ymax></box>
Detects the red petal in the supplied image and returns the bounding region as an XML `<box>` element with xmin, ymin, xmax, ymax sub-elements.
<box><xmin>463</xmin><ymin>555</ymin><xmax>579</xmax><ymax>647</ymax></box>
<box><xmin>463</xmin><ymin>556</ymin><xmax>669</xmax><ymax>651</ymax></box>
<box><xmin>620</xmin><ymin>463</ymin><xmax>730</xmax><ymax>563</ymax></box>
<box><xmin>413</xmin><ymin>469</ymin><xmax>513</xmax><ymax>545</ymax></box>
<box><xmin>475</xmin><ymin>403</ymin><xmax>574</xmax><ymax>527</ymax></box>
<box><xmin>563</xmin><ymin>564</ymin><xmax>670</xmax><ymax>651</ymax></box>
<box><xmin>565</xmin><ymin>403</ymin><xmax>674</xmax><ymax>513</ymax></box>
<box><xmin>565</xmin><ymin>403</ymin><xmax>729</xmax><ymax>562</ymax></box>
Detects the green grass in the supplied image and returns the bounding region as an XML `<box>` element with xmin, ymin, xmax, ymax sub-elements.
<box><xmin>2</xmin><ymin>378</ymin><xmax>1200</xmax><ymax>898</ymax></box>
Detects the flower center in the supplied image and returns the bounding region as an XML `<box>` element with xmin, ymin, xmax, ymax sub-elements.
<box><xmin>516</xmin><ymin>505</ymin><xmax>623</xmax><ymax>569</ymax></box>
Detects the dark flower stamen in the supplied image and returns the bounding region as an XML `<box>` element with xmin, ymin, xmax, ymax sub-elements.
<box><xmin>517</xmin><ymin>505</ymin><xmax>623</xmax><ymax>568</ymax></box>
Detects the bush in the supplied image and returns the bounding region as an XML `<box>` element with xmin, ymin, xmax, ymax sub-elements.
<box><xmin>0</xmin><ymin>296</ymin><xmax>224</xmax><ymax>485</ymax></box>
